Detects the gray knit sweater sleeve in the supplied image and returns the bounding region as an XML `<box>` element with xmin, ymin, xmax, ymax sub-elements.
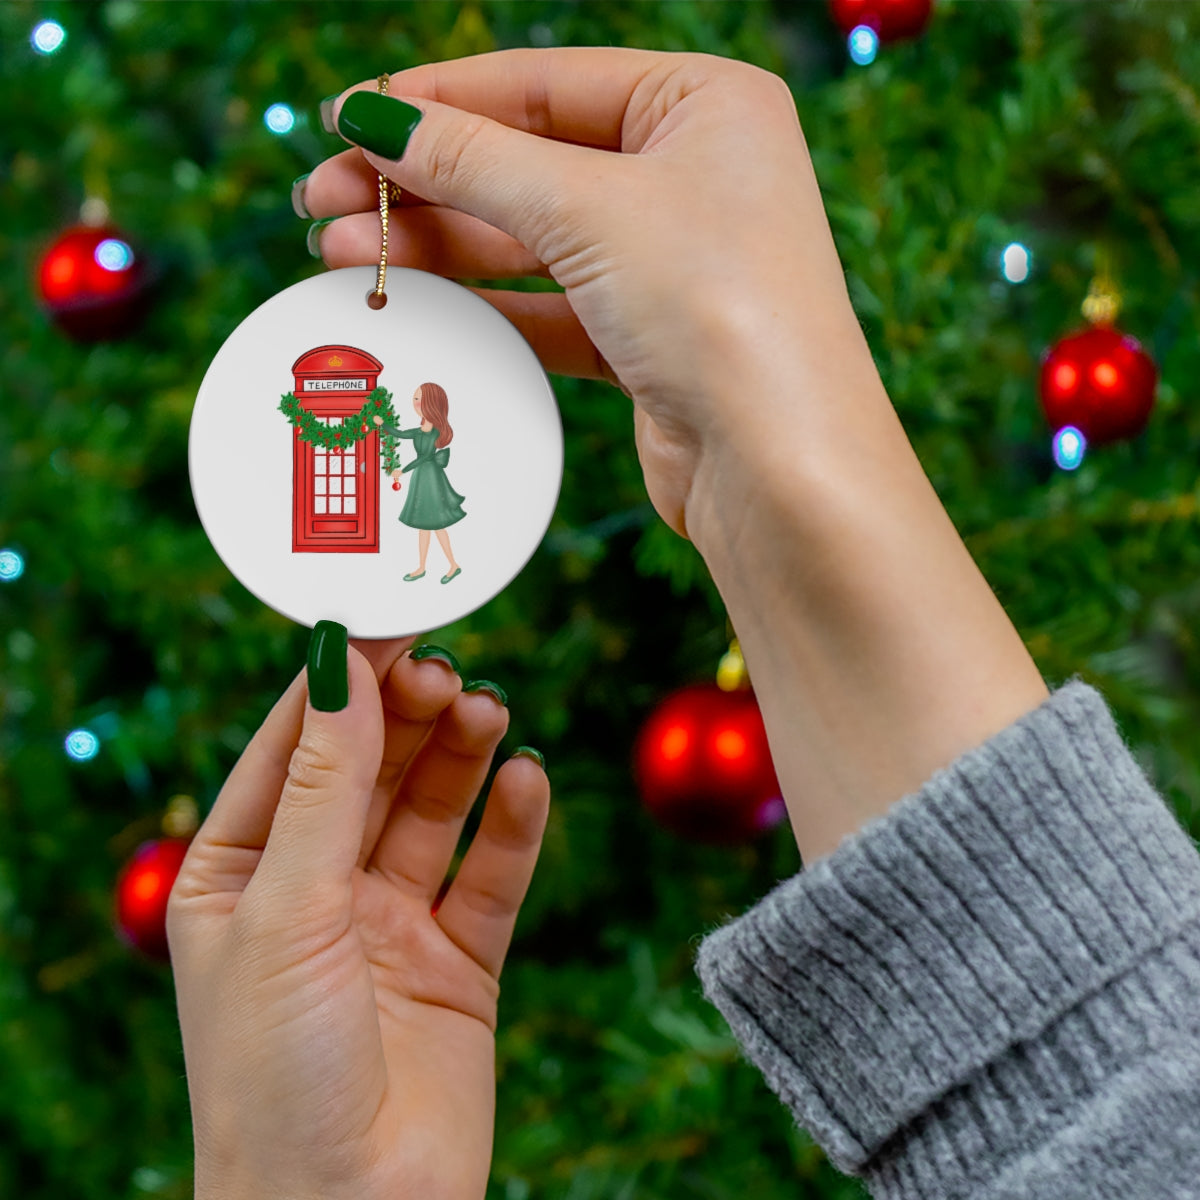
<box><xmin>693</xmin><ymin>679</ymin><xmax>1200</xmax><ymax>1198</ymax></box>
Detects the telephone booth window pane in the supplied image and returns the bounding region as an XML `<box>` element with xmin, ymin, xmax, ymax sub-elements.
<box><xmin>343</xmin><ymin>455</ymin><xmax>355</xmax><ymax>474</ymax></box>
<box><xmin>329</xmin><ymin>497</ymin><xmax>342</xmax><ymax>514</ymax></box>
<box><xmin>314</xmin><ymin>497</ymin><xmax>327</xmax><ymax>514</ymax></box>
<box><xmin>314</xmin><ymin>477</ymin><xmax>326</xmax><ymax>495</ymax></box>
<box><xmin>345</xmin><ymin>497</ymin><xmax>356</xmax><ymax>514</ymax></box>
<box><xmin>344</xmin><ymin>477</ymin><xmax>356</xmax><ymax>496</ymax></box>
<box><xmin>329</xmin><ymin>454</ymin><xmax>341</xmax><ymax>474</ymax></box>
<box><xmin>329</xmin><ymin>476</ymin><xmax>341</xmax><ymax>495</ymax></box>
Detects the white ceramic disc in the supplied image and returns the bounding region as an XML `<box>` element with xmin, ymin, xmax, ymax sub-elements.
<box><xmin>189</xmin><ymin>266</ymin><xmax>563</xmax><ymax>638</ymax></box>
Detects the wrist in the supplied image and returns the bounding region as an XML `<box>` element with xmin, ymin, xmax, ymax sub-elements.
<box><xmin>683</xmin><ymin>308</ymin><xmax>894</xmax><ymax>564</ymax></box>
<box><xmin>683</xmin><ymin>341</ymin><xmax>1048</xmax><ymax>864</ymax></box>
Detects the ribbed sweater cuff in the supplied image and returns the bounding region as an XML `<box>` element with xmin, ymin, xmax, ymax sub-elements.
<box><xmin>693</xmin><ymin>679</ymin><xmax>1200</xmax><ymax>1186</ymax></box>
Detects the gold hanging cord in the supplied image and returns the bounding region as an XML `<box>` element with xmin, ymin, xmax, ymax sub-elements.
<box><xmin>367</xmin><ymin>74</ymin><xmax>403</xmax><ymax>309</ymax></box>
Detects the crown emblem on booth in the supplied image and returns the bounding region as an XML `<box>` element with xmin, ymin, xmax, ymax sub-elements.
<box><xmin>328</xmin><ymin>354</ymin><xmax>343</xmax><ymax>367</ymax></box>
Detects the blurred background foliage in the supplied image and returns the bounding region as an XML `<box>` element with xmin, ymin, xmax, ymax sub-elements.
<box><xmin>2</xmin><ymin>1</ymin><xmax>1199</xmax><ymax>1197</ymax></box>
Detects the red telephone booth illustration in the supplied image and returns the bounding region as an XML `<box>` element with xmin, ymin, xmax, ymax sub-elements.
<box><xmin>291</xmin><ymin>345</ymin><xmax>383</xmax><ymax>553</ymax></box>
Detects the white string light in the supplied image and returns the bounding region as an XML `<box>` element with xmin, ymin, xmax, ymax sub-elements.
<box><xmin>0</xmin><ymin>548</ymin><xmax>25</xmax><ymax>581</ymax></box>
<box><xmin>31</xmin><ymin>20</ymin><xmax>66</xmax><ymax>55</ymax></box>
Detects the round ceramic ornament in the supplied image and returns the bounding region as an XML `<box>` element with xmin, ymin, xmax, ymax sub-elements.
<box><xmin>189</xmin><ymin>264</ymin><xmax>563</xmax><ymax>638</ymax></box>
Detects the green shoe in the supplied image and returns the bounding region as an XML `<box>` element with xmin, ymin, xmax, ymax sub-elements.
<box><xmin>441</xmin><ymin>566</ymin><xmax>462</xmax><ymax>584</ymax></box>
<box><xmin>404</xmin><ymin>570</ymin><xmax>426</xmax><ymax>581</ymax></box>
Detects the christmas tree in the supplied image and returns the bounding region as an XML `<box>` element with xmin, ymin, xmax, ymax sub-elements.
<box><xmin>2</xmin><ymin>3</ymin><xmax>1199</xmax><ymax>1197</ymax></box>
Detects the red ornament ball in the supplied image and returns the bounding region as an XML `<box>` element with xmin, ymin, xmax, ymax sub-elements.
<box><xmin>113</xmin><ymin>837</ymin><xmax>191</xmax><ymax>961</ymax></box>
<box><xmin>633</xmin><ymin>683</ymin><xmax>785</xmax><ymax>845</ymax></box>
<box><xmin>392</xmin><ymin>479</ymin><xmax>402</xmax><ymax>491</ymax></box>
<box><xmin>361</xmin><ymin>423</ymin><xmax>369</xmax><ymax>433</ymax></box>
<box><xmin>828</xmin><ymin>0</ymin><xmax>933</xmax><ymax>41</ymax></box>
<box><xmin>1039</xmin><ymin>325</ymin><xmax>1157</xmax><ymax>446</ymax></box>
<box><xmin>37</xmin><ymin>224</ymin><xmax>150</xmax><ymax>341</ymax></box>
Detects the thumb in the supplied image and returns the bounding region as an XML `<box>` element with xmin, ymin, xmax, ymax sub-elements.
<box><xmin>252</xmin><ymin>622</ymin><xmax>384</xmax><ymax>905</ymax></box>
<box><xmin>331</xmin><ymin>88</ymin><xmax>608</xmax><ymax>260</ymax></box>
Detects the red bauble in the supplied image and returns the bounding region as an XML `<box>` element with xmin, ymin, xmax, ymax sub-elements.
<box><xmin>37</xmin><ymin>224</ymin><xmax>151</xmax><ymax>341</ymax></box>
<box><xmin>113</xmin><ymin>837</ymin><xmax>191</xmax><ymax>961</ymax></box>
<box><xmin>1039</xmin><ymin>325</ymin><xmax>1157</xmax><ymax>446</ymax></box>
<box><xmin>392</xmin><ymin>479</ymin><xmax>402</xmax><ymax>491</ymax></box>
<box><xmin>633</xmin><ymin>683</ymin><xmax>785</xmax><ymax>845</ymax></box>
<box><xmin>361</xmin><ymin>423</ymin><xmax>369</xmax><ymax>433</ymax></box>
<box><xmin>828</xmin><ymin>0</ymin><xmax>933</xmax><ymax>41</ymax></box>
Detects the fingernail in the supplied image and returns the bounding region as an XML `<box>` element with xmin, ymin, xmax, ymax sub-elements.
<box><xmin>307</xmin><ymin>620</ymin><xmax>349</xmax><ymax>712</ymax></box>
<box><xmin>409</xmin><ymin>643</ymin><xmax>461</xmax><ymax>673</ymax></box>
<box><xmin>336</xmin><ymin>91</ymin><xmax>423</xmax><ymax>160</ymax></box>
<box><xmin>512</xmin><ymin>746</ymin><xmax>545</xmax><ymax>769</ymax></box>
<box><xmin>306</xmin><ymin>217</ymin><xmax>335</xmax><ymax>259</ymax></box>
<box><xmin>463</xmin><ymin>679</ymin><xmax>508</xmax><ymax>707</ymax></box>
<box><xmin>319</xmin><ymin>94</ymin><xmax>339</xmax><ymax>134</ymax></box>
<box><xmin>291</xmin><ymin>173</ymin><xmax>311</xmax><ymax>219</ymax></box>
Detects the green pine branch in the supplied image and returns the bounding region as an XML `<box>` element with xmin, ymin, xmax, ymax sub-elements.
<box><xmin>278</xmin><ymin>385</ymin><xmax>401</xmax><ymax>473</ymax></box>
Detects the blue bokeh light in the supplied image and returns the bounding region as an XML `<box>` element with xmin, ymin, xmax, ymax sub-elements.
<box><xmin>65</xmin><ymin>729</ymin><xmax>101</xmax><ymax>762</ymax></box>
<box><xmin>32</xmin><ymin>20</ymin><xmax>66</xmax><ymax>55</ymax></box>
<box><xmin>0</xmin><ymin>549</ymin><xmax>24</xmax><ymax>582</ymax></box>
<box><xmin>264</xmin><ymin>103</ymin><xmax>296</xmax><ymax>135</ymax></box>
<box><xmin>95</xmin><ymin>238</ymin><xmax>134</xmax><ymax>272</ymax></box>
<box><xmin>1001</xmin><ymin>242</ymin><xmax>1032</xmax><ymax>284</ymax></box>
<box><xmin>1052</xmin><ymin>425</ymin><xmax>1087</xmax><ymax>471</ymax></box>
<box><xmin>848</xmin><ymin>25</ymin><xmax>879</xmax><ymax>66</ymax></box>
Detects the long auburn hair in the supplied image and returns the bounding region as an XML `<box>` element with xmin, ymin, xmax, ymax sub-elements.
<box><xmin>417</xmin><ymin>382</ymin><xmax>453</xmax><ymax>448</ymax></box>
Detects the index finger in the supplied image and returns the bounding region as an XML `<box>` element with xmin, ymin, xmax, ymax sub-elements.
<box><xmin>338</xmin><ymin>45</ymin><xmax>671</xmax><ymax>151</ymax></box>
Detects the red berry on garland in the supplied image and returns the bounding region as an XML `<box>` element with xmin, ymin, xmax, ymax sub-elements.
<box><xmin>113</xmin><ymin>837</ymin><xmax>191</xmax><ymax>961</ymax></box>
<box><xmin>828</xmin><ymin>0</ymin><xmax>932</xmax><ymax>42</ymax></box>
<box><xmin>633</xmin><ymin>683</ymin><xmax>784</xmax><ymax>845</ymax></box>
<box><xmin>37</xmin><ymin>224</ymin><xmax>151</xmax><ymax>341</ymax></box>
<box><xmin>1039</xmin><ymin>325</ymin><xmax>1157</xmax><ymax>446</ymax></box>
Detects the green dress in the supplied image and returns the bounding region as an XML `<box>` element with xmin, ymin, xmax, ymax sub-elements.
<box><xmin>393</xmin><ymin>426</ymin><xmax>466</xmax><ymax>530</ymax></box>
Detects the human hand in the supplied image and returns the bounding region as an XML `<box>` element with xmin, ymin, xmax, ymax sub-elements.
<box><xmin>301</xmin><ymin>50</ymin><xmax>1048</xmax><ymax>872</ymax></box>
<box><xmin>167</xmin><ymin>629</ymin><xmax>550</xmax><ymax>1200</ymax></box>
<box><xmin>300</xmin><ymin>48</ymin><xmax>878</xmax><ymax>544</ymax></box>
<box><xmin>372</xmin><ymin>414</ymin><xmax>384</xmax><ymax>426</ymax></box>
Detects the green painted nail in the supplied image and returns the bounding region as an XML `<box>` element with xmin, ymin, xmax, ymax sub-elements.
<box><xmin>306</xmin><ymin>217</ymin><xmax>335</xmax><ymax>259</ymax></box>
<box><xmin>336</xmin><ymin>91</ymin><xmax>423</xmax><ymax>160</ymax></box>
<box><xmin>463</xmin><ymin>679</ymin><xmax>508</xmax><ymax>706</ymax></box>
<box><xmin>291</xmin><ymin>173</ymin><xmax>311</xmax><ymax>219</ymax></box>
<box><xmin>307</xmin><ymin>620</ymin><xmax>348</xmax><ymax>712</ymax></box>
<box><xmin>319</xmin><ymin>94</ymin><xmax>339</xmax><ymax>134</ymax></box>
<box><xmin>512</xmin><ymin>746</ymin><xmax>545</xmax><ymax>769</ymax></box>
<box><xmin>410</xmin><ymin>644</ymin><xmax>461</xmax><ymax>673</ymax></box>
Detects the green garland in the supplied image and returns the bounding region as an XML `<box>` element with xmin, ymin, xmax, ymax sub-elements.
<box><xmin>279</xmin><ymin>386</ymin><xmax>403</xmax><ymax>474</ymax></box>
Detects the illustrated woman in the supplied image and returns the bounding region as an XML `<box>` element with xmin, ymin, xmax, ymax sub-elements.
<box><xmin>375</xmin><ymin>381</ymin><xmax>465</xmax><ymax>583</ymax></box>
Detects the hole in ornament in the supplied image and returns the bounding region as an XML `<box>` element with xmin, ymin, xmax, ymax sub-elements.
<box><xmin>366</xmin><ymin>291</ymin><xmax>387</xmax><ymax>310</ymax></box>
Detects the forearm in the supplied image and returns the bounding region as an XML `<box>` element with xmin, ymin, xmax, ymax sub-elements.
<box><xmin>686</xmin><ymin>317</ymin><xmax>1049</xmax><ymax>865</ymax></box>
